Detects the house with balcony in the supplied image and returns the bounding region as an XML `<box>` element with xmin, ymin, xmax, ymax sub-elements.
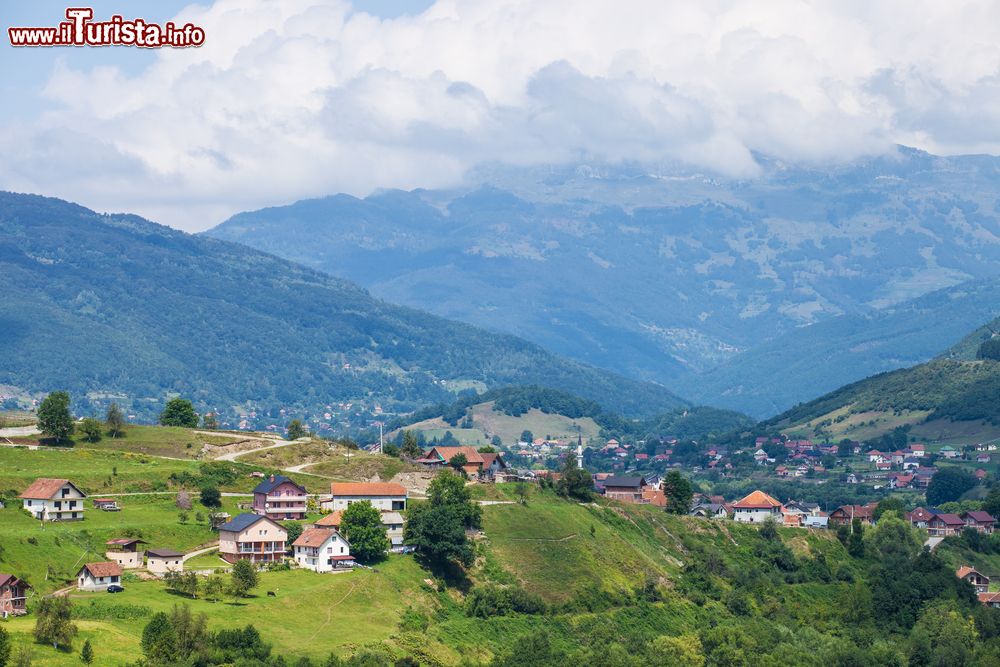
<box><xmin>77</xmin><ymin>562</ymin><xmax>122</xmax><ymax>591</ymax></box>
<box><xmin>0</xmin><ymin>574</ymin><xmax>30</xmax><ymax>618</ymax></box>
<box><xmin>927</xmin><ymin>512</ymin><xmax>966</xmax><ymax>537</ymax></box>
<box><xmin>218</xmin><ymin>514</ymin><xmax>288</xmax><ymax>564</ymax></box>
<box><xmin>292</xmin><ymin>528</ymin><xmax>354</xmax><ymax>572</ymax></box>
<box><xmin>19</xmin><ymin>478</ymin><xmax>87</xmax><ymax>521</ymax></box>
<box><xmin>957</xmin><ymin>565</ymin><xmax>990</xmax><ymax>593</ymax></box>
<box><xmin>253</xmin><ymin>475</ymin><xmax>308</xmax><ymax>520</ymax></box>
<box><xmin>323</xmin><ymin>482</ymin><xmax>407</xmax><ymax>512</ymax></box>
<box><xmin>105</xmin><ymin>538</ymin><xmax>147</xmax><ymax>569</ymax></box>
<box><xmin>962</xmin><ymin>510</ymin><xmax>996</xmax><ymax>534</ymax></box>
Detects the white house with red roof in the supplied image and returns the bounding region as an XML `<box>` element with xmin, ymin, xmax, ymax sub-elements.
<box><xmin>292</xmin><ymin>528</ymin><xmax>354</xmax><ymax>572</ymax></box>
<box><xmin>19</xmin><ymin>479</ymin><xmax>86</xmax><ymax>521</ymax></box>
<box><xmin>732</xmin><ymin>490</ymin><xmax>783</xmax><ymax>524</ymax></box>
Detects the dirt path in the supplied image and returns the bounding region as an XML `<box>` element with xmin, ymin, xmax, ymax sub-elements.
<box><xmin>214</xmin><ymin>437</ymin><xmax>293</xmax><ymax>462</ymax></box>
<box><xmin>0</xmin><ymin>425</ymin><xmax>41</xmax><ymax>438</ymax></box>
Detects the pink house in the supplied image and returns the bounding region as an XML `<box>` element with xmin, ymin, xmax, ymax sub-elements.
<box><xmin>253</xmin><ymin>475</ymin><xmax>308</xmax><ymax>520</ymax></box>
<box><xmin>0</xmin><ymin>574</ymin><xmax>30</xmax><ymax>618</ymax></box>
<box><xmin>218</xmin><ymin>514</ymin><xmax>288</xmax><ymax>564</ymax></box>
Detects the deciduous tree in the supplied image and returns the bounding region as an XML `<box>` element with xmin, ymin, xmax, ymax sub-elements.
<box><xmin>229</xmin><ymin>560</ymin><xmax>258</xmax><ymax>598</ymax></box>
<box><xmin>286</xmin><ymin>419</ymin><xmax>306</xmax><ymax>440</ymax></box>
<box><xmin>78</xmin><ymin>417</ymin><xmax>102</xmax><ymax>443</ymax></box>
<box><xmin>340</xmin><ymin>501</ymin><xmax>389</xmax><ymax>563</ymax></box>
<box><xmin>159</xmin><ymin>398</ymin><xmax>198</xmax><ymax>428</ymax></box>
<box><xmin>105</xmin><ymin>402</ymin><xmax>126</xmax><ymax>438</ymax></box>
<box><xmin>37</xmin><ymin>391</ymin><xmax>74</xmax><ymax>443</ymax></box>
<box><xmin>33</xmin><ymin>596</ymin><xmax>78</xmax><ymax>650</ymax></box>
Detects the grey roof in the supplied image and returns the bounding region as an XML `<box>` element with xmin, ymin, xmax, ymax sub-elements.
<box><xmin>253</xmin><ymin>474</ymin><xmax>305</xmax><ymax>495</ymax></box>
<box><xmin>381</xmin><ymin>512</ymin><xmax>405</xmax><ymax>525</ymax></box>
<box><xmin>603</xmin><ymin>476</ymin><xmax>646</xmax><ymax>489</ymax></box>
<box><xmin>146</xmin><ymin>548</ymin><xmax>184</xmax><ymax>558</ymax></box>
<box><xmin>218</xmin><ymin>513</ymin><xmax>269</xmax><ymax>533</ymax></box>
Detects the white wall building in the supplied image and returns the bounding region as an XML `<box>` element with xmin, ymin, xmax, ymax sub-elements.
<box><xmin>292</xmin><ymin>528</ymin><xmax>354</xmax><ymax>572</ymax></box>
<box><xmin>20</xmin><ymin>478</ymin><xmax>86</xmax><ymax>521</ymax></box>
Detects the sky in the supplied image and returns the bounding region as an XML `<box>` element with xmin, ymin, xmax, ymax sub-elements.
<box><xmin>3</xmin><ymin>0</ymin><xmax>1000</xmax><ymax>231</ymax></box>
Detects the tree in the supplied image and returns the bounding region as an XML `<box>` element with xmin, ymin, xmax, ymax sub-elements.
<box><xmin>490</xmin><ymin>435</ymin><xmax>502</xmax><ymax>448</ymax></box>
<box><xmin>873</xmin><ymin>496</ymin><xmax>906</xmax><ymax>522</ymax></box>
<box><xmin>33</xmin><ymin>596</ymin><xmax>78</xmax><ymax>650</ymax></box>
<box><xmin>141</xmin><ymin>612</ymin><xmax>177</xmax><ymax>663</ymax></box>
<box><xmin>202</xmin><ymin>412</ymin><xmax>219</xmax><ymax>430</ymax></box>
<box><xmin>12</xmin><ymin>647</ymin><xmax>30</xmax><ymax>667</ymax></box>
<box><xmin>427</xmin><ymin>471</ymin><xmax>481</xmax><ymax>528</ymax></box>
<box><xmin>203</xmin><ymin>576</ymin><xmax>225</xmax><ymax>602</ymax></box>
<box><xmin>556</xmin><ymin>456</ymin><xmax>592</xmax><ymax>501</ymax></box>
<box><xmin>400</xmin><ymin>430</ymin><xmax>423</xmax><ymax>459</ymax></box>
<box><xmin>286</xmin><ymin>419</ymin><xmax>306</xmax><ymax>440</ymax></box>
<box><xmin>847</xmin><ymin>518</ymin><xmax>865</xmax><ymax>558</ymax></box>
<box><xmin>984</xmin><ymin>485</ymin><xmax>1000</xmax><ymax>519</ymax></box>
<box><xmin>78</xmin><ymin>418</ymin><xmax>102</xmax><ymax>443</ymax></box>
<box><xmin>927</xmin><ymin>467</ymin><xmax>977</xmax><ymax>506</ymax></box>
<box><xmin>230</xmin><ymin>559</ymin><xmax>258</xmax><ymax>598</ymax></box>
<box><xmin>868</xmin><ymin>511</ymin><xmax>921</xmax><ymax>564</ymax></box>
<box><xmin>0</xmin><ymin>626</ymin><xmax>9</xmax><ymax>667</ymax></box>
<box><xmin>176</xmin><ymin>490</ymin><xmax>193</xmax><ymax>510</ymax></box>
<box><xmin>37</xmin><ymin>391</ymin><xmax>74</xmax><ymax>442</ymax></box>
<box><xmin>105</xmin><ymin>402</ymin><xmax>126</xmax><ymax>438</ymax></box>
<box><xmin>478</xmin><ymin>445</ymin><xmax>497</xmax><ymax>454</ymax></box>
<box><xmin>199</xmin><ymin>486</ymin><xmax>222</xmax><ymax>509</ymax></box>
<box><xmin>340</xmin><ymin>501</ymin><xmax>390</xmax><ymax>563</ymax></box>
<box><xmin>650</xmin><ymin>635</ymin><xmax>705</xmax><ymax>667</ymax></box>
<box><xmin>977</xmin><ymin>338</ymin><xmax>1000</xmax><ymax>361</ymax></box>
<box><xmin>79</xmin><ymin>640</ymin><xmax>93</xmax><ymax>665</ymax></box>
<box><xmin>159</xmin><ymin>398</ymin><xmax>199</xmax><ymax>427</ymax></box>
<box><xmin>283</xmin><ymin>520</ymin><xmax>304</xmax><ymax>545</ymax></box>
<box><xmin>662</xmin><ymin>470</ymin><xmax>693</xmax><ymax>514</ymax></box>
<box><xmin>520</xmin><ymin>430</ymin><xmax>534</xmax><ymax>444</ymax></box>
<box><xmin>448</xmin><ymin>453</ymin><xmax>468</xmax><ymax>474</ymax></box>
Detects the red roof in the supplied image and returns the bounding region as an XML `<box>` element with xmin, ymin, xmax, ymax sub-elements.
<box><xmin>293</xmin><ymin>528</ymin><xmax>338</xmax><ymax>548</ymax></box>
<box><xmin>329</xmin><ymin>482</ymin><xmax>407</xmax><ymax>497</ymax></box>
<box><xmin>733</xmin><ymin>490</ymin><xmax>781</xmax><ymax>509</ymax></box>
<box><xmin>315</xmin><ymin>511</ymin><xmax>342</xmax><ymax>527</ymax></box>
<box><xmin>81</xmin><ymin>562</ymin><xmax>122</xmax><ymax>578</ymax></box>
<box><xmin>19</xmin><ymin>478</ymin><xmax>83</xmax><ymax>499</ymax></box>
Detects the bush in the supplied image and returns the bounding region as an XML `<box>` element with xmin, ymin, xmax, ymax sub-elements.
<box><xmin>464</xmin><ymin>584</ymin><xmax>546</xmax><ymax>618</ymax></box>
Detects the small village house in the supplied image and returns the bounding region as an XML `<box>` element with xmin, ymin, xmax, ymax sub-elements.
<box><xmin>927</xmin><ymin>512</ymin><xmax>966</xmax><ymax>537</ymax></box>
<box><xmin>906</xmin><ymin>507</ymin><xmax>935</xmax><ymax>528</ymax></box>
<box><xmin>105</xmin><ymin>538</ymin><xmax>147</xmax><ymax>569</ymax></box>
<box><xmin>19</xmin><ymin>478</ymin><xmax>87</xmax><ymax>521</ymax></box>
<box><xmin>323</xmin><ymin>482</ymin><xmax>407</xmax><ymax>512</ymax></box>
<box><xmin>957</xmin><ymin>565</ymin><xmax>990</xmax><ymax>593</ymax></box>
<box><xmin>689</xmin><ymin>503</ymin><xmax>730</xmax><ymax>519</ymax></box>
<box><xmin>146</xmin><ymin>548</ymin><xmax>185</xmax><ymax>575</ymax></box>
<box><xmin>0</xmin><ymin>574</ymin><xmax>30</xmax><ymax>618</ymax></box>
<box><xmin>253</xmin><ymin>474</ymin><xmax>308</xmax><ymax>520</ymax></box>
<box><xmin>829</xmin><ymin>503</ymin><xmax>877</xmax><ymax>526</ymax></box>
<box><xmin>218</xmin><ymin>514</ymin><xmax>288</xmax><ymax>564</ymax></box>
<box><xmin>292</xmin><ymin>528</ymin><xmax>354</xmax><ymax>572</ymax></box>
<box><xmin>962</xmin><ymin>510</ymin><xmax>996</xmax><ymax>534</ymax></box>
<box><xmin>77</xmin><ymin>562</ymin><xmax>122</xmax><ymax>591</ymax></box>
<box><xmin>601</xmin><ymin>476</ymin><xmax>648</xmax><ymax>503</ymax></box>
<box><xmin>314</xmin><ymin>509</ymin><xmax>406</xmax><ymax>550</ymax></box>
<box><xmin>418</xmin><ymin>446</ymin><xmax>508</xmax><ymax>479</ymax></box>
<box><xmin>732</xmin><ymin>490</ymin><xmax>783</xmax><ymax>524</ymax></box>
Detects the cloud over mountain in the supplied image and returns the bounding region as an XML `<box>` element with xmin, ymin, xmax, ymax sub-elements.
<box><xmin>4</xmin><ymin>0</ymin><xmax>1000</xmax><ymax>229</ymax></box>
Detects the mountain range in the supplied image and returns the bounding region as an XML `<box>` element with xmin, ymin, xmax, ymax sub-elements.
<box><xmin>0</xmin><ymin>192</ymin><xmax>685</xmax><ymax>424</ymax></box>
<box><xmin>207</xmin><ymin>147</ymin><xmax>1000</xmax><ymax>417</ymax></box>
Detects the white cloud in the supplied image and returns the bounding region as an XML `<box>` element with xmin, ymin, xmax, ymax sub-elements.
<box><xmin>4</xmin><ymin>0</ymin><xmax>1000</xmax><ymax>230</ymax></box>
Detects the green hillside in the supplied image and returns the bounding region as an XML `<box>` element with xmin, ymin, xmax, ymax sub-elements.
<box><xmin>766</xmin><ymin>355</ymin><xmax>1000</xmax><ymax>442</ymax></box>
<box><xmin>0</xmin><ymin>192</ymin><xmax>685</xmax><ymax>424</ymax></box>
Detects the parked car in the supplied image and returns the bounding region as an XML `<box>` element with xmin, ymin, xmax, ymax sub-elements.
<box><xmin>107</xmin><ymin>584</ymin><xmax>124</xmax><ymax>593</ymax></box>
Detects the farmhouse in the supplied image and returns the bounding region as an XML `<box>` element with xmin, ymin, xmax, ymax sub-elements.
<box><xmin>253</xmin><ymin>474</ymin><xmax>308</xmax><ymax>520</ymax></box>
<box><xmin>147</xmin><ymin>548</ymin><xmax>185</xmax><ymax>575</ymax></box>
<box><xmin>957</xmin><ymin>565</ymin><xmax>990</xmax><ymax>593</ymax></box>
<box><xmin>0</xmin><ymin>574</ymin><xmax>30</xmax><ymax>618</ymax></box>
<box><xmin>105</xmin><ymin>538</ymin><xmax>147</xmax><ymax>569</ymax></box>
<box><xmin>77</xmin><ymin>562</ymin><xmax>122</xmax><ymax>591</ymax></box>
<box><xmin>323</xmin><ymin>482</ymin><xmax>407</xmax><ymax>512</ymax></box>
<box><xmin>218</xmin><ymin>514</ymin><xmax>288</xmax><ymax>564</ymax></box>
<box><xmin>907</xmin><ymin>507</ymin><xmax>935</xmax><ymax>528</ymax></box>
<box><xmin>732</xmin><ymin>490</ymin><xmax>782</xmax><ymax>524</ymax></box>
<box><xmin>419</xmin><ymin>446</ymin><xmax>508</xmax><ymax>478</ymax></box>
<box><xmin>292</xmin><ymin>528</ymin><xmax>354</xmax><ymax>572</ymax></box>
<box><xmin>19</xmin><ymin>478</ymin><xmax>87</xmax><ymax>521</ymax></box>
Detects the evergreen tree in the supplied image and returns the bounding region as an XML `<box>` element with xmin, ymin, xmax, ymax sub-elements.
<box><xmin>37</xmin><ymin>391</ymin><xmax>74</xmax><ymax>442</ymax></box>
<box><xmin>0</xmin><ymin>626</ymin><xmax>10</xmax><ymax>667</ymax></box>
<box><xmin>79</xmin><ymin>640</ymin><xmax>93</xmax><ymax>665</ymax></box>
<box><xmin>847</xmin><ymin>518</ymin><xmax>865</xmax><ymax>558</ymax></box>
<box><xmin>400</xmin><ymin>430</ymin><xmax>423</xmax><ymax>459</ymax></box>
<box><xmin>141</xmin><ymin>612</ymin><xmax>177</xmax><ymax>663</ymax></box>
<box><xmin>661</xmin><ymin>470</ymin><xmax>693</xmax><ymax>514</ymax></box>
<box><xmin>159</xmin><ymin>398</ymin><xmax>199</xmax><ymax>427</ymax></box>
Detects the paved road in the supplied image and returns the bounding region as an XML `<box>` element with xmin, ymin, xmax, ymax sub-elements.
<box><xmin>182</xmin><ymin>543</ymin><xmax>220</xmax><ymax>562</ymax></box>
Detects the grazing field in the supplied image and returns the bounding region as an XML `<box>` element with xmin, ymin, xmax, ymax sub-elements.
<box><xmin>301</xmin><ymin>451</ymin><xmax>423</xmax><ymax>481</ymax></box>
<box><xmin>2</xmin><ymin>557</ymin><xmax>440</xmax><ymax>666</ymax></box>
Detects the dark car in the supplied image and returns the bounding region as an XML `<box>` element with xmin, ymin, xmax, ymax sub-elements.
<box><xmin>107</xmin><ymin>584</ymin><xmax>124</xmax><ymax>593</ymax></box>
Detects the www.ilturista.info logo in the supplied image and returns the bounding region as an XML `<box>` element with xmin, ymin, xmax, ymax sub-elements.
<box><xmin>8</xmin><ymin>7</ymin><xmax>205</xmax><ymax>48</ymax></box>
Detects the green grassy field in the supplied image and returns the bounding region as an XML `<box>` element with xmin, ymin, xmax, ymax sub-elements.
<box><xmin>2</xmin><ymin>557</ymin><xmax>439</xmax><ymax>666</ymax></box>
<box><xmin>7</xmin><ymin>424</ymin><xmax>243</xmax><ymax>460</ymax></box>
<box><xmin>301</xmin><ymin>451</ymin><xmax>423</xmax><ymax>481</ymax></box>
